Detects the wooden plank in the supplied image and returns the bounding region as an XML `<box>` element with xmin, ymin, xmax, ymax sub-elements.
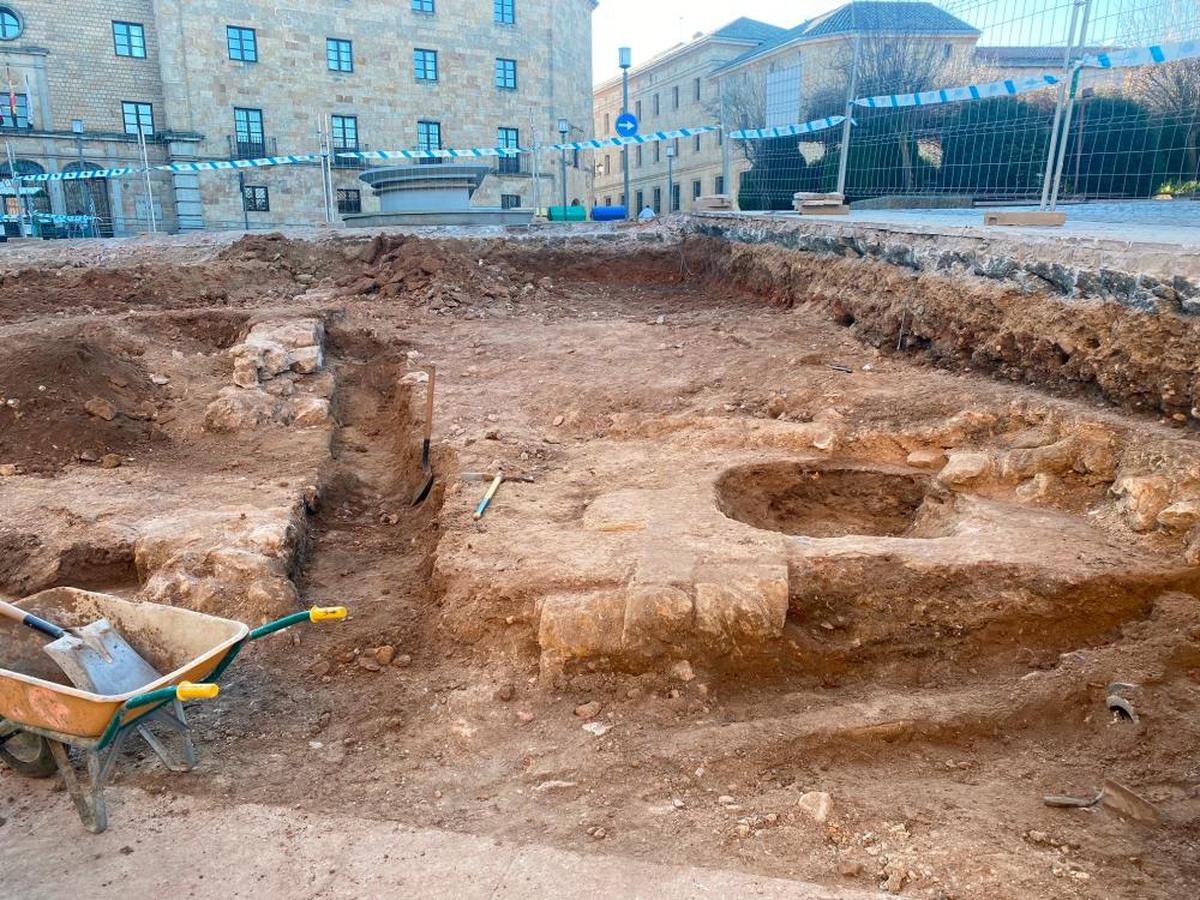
<box><xmin>983</xmin><ymin>211</ymin><xmax>1067</xmax><ymax>227</ymax></box>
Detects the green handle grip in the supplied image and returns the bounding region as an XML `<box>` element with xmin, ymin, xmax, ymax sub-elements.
<box><xmin>249</xmin><ymin>607</ymin><xmax>348</xmax><ymax>641</ymax></box>
<box><xmin>125</xmin><ymin>686</ymin><xmax>179</xmax><ymax>710</ymax></box>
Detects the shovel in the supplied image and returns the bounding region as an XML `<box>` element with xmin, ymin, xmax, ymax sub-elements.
<box><xmin>0</xmin><ymin>597</ymin><xmax>161</xmax><ymax>695</ymax></box>
<box><xmin>1044</xmin><ymin>779</ymin><xmax>1161</xmax><ymax>824</ymax></box>
<box><xmin>411</xmin><ymin>364</ymin><xmax>437</xmax><ymax>507</ymax></box>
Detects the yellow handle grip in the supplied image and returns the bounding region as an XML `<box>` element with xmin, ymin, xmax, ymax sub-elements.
<box><xmin>309</xmin><ymin>606</ymin><xmax>348</xmax><ymax>623</ymax></box>
<box><xmin>176</xmin><ymin>681</ymin><xmax>220</xmax><ymax>702</ymax></box>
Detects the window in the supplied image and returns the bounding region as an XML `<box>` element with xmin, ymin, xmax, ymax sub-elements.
<box><xmin>636</xmin><ymin>145</ymin><xmax>643</xmax><ymax>167</ymax></box>
<box><xmin>227</xmin><ymin>26</ymin><xmax>257</xmax><ymax>62</ymax></box>
<box><xmin>495</xmin><ymin>58</ymin><xmax>517</xmax><ymax>90</ymax></box>
<box><xmin>327</xmin><ymin>38</ymin><xmax>353</xmax><ymax>72</ymax></box>
<box><xmin>673</xmin><ymin>138</ymin><xmax>680</xmax><ymax>156</ymax></box>
<box><xmin>692</xmin><ymin>179</ymin><xmax>702</xmax><ymax>200</ymax></box>
<box><xmin>331</xmin><ymin>114</ymin><xmax>358</xmax><ymax>151</ymax></box>
<box><xmin>672</xmin><ymin>86</ymin><xmax>679</xmax><ymax>109</ymax></box>
<box><xmin>121</xmin><ymin>101</ymin><xmax>153</xmax><ymax>136</ymax></box>
<box><xmin>694</xmin><ymin>134</ymin><xmax>701</xmax><ymax>153</ymax></box>
<box><xmin>415</xmin><ymin>48</ymin><xmax>438</xmax><ymax>82</ymax></box>
<box><xmin>0</xmin><ymin>93</ymin><xmax>29</xmax><ymax>128</ymax></box>
<box><xmin>671</xmin><ymin>183</ymin><xmax>680</xmax><ymax>212</ymax></box>
<box><xmin>337</xmin><ymin>188</ymin><xmax>362</xmax><ymax>214</ymax></box>
<box><xmin>0</xmin><ymin>7</ymin><xmax>20</xmax><ymax>40</ymax></box>
<box><xmin>694</xmin><ymin>78</ymin><xmax>701</xmax><ymax>102</ymax></box>
<box><xmin>497</xmin><ymin>127</ymin><xmax>520</xmax><ymax>174</ymax></box>
<box><xmin>604</xmin><ymin>196</ymin><xmax>612</xmax><ymax>206</ymax></box>
<box><xmin>715</xmin><ymin>175</ymin><xmax>725</xmax><ymax>194</ymax></box>
<box><xmin>417</xmin><ymin>119</ymin><xmax>441</xmax><ymax>165</ymax></box>
<box><xmin>412</xmin><ymin>0</ymin><xmax>435</xmax><ymax>11</ymax></box>
<box><xmin>635</xmin><ymin>189</ymin><xmax>644</xmax><ymax>211</ymax></box>
<box><xmin>652</xmin><ymin>187</ymin><xmax>661</xmax><ymax>214</ymax></box>
<box><xmin>718</xmin><ymin>128</ymin><xmax>724</xmax><ymax>146</ymax></box>
<box><xmin>944</xmin><ymin>43</ymin><xmax>953</xmax><ymax>59</ymax></box>
<box><xmin>494</xmin><ymin>0</ymin><xmax>515</xmax><ymax>25</ymax></box>
<box><xmin>635</xmin><ymin>100</ymin><xmax>642</xmax><ymax>120</ymax></box>
<box><xmin>113</xmin><ymin>22</ymin><xmax>146</xmax><ymax>58</ymax></box>
<box><xmin>242</xmin><ymin>185</ymin><xmax>269</xmax><ymax>212</ymax></box>
<box><xmin>653</xmin><ymin>142</ymin><xmax>660</xmax><ymax>163</ymax></box>
<box><xmin>501</xmin><ymin>194</ymin><xmax>521</xmax><ymax>210</ymax></box>
<box><xmin>603</xmin><ymin>153</ymin><xmax>611</xmax><ymax>174</ymax></box>
<box><xmin>653</xmin><ymin>94</ymin><xmax>659</xmax><ymax>116</ymax></box>
<box><xmin>234</xmin><ymin>107</ymin><xmax>265</xmax><ymax>156</ymax></box>
<box><xmin>603</xmin><ymin>113</ymin><xmax>610</xmax><ymax>134</ymax></box>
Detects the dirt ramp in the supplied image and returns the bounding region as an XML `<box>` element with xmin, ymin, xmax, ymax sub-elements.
<box><xmin>0</xmin><ymin>326</ymin><xmax>166</xmax><ymax>471</ymax></box>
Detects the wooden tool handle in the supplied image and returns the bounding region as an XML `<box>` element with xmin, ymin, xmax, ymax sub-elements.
<box><xmin>423</xmin><ymin>365</ymin><xmax>436</xmax><ymax>442</ymax></box>
<box><xmin>474</xmin><ymin>473</ymin><xmax>504</xmax><ymax>520</ymax></box>
<box><xmin>0</xmin><ymin>598</ymin><xmax>66</xmax><ymax>639</ymax></box>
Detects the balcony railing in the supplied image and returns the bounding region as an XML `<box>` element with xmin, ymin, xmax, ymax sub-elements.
<box><xmin>227</xmin><ymin>135</ymin><xmax>277</xmax><ymax>160</ymax></box>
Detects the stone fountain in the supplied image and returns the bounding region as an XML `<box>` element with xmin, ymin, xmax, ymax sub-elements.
<box><xmin>342</xmin><ymin>162</ymin><xmax>533</xmax><ymax>227</ymax></box>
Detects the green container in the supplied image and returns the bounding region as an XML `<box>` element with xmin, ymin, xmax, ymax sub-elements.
<box><xmin>547</xmin><ymin>206</ymin><xmax>587</xmax><ymax>222</ymax></box>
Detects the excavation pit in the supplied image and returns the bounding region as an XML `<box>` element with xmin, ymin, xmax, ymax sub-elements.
<box><xmin>2</xmin><ymin>223</ymin><xmax>1200</xmax><ymax>900</ymax></box>
<box><xmin>716</xmin><ymin>461</ymin><xmax>932</xmax><ymax>538</ymax></box>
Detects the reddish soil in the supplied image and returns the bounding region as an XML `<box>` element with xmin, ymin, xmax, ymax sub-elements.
<box><xmin>1</xmin><ymin>228</ymin><xmax>1198</xmax><ymax>899</ymax></box>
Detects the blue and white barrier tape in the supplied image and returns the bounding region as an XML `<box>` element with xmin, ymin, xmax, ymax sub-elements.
<box><xmin>1085</xmin><ymin>39</ymin><xmax>1200</xmax><ymax>69</ymax></box>
<box><xmin>162</xmin><ymin>154</ymin><xmax>323</xmax><ymax>172</ymax></box>
<box><xmin>338</xmin><ymin>147</ymin><xmax>522</xmax><ymax>161</ymax></box>
<box><xmin>729</xmin><ymin>116</ymin><xmax>847</xmax><ymax>140</ymax></box>
<box><xmin>550</xmin><ymin>125</ymin><xmax>720</xmax><ymax>151</ymax></box>
<box><xmin>855</xmin><ymin>74</ymin><xmax>1061</xmax><ymax>109</ymax></box>
<box><xmin>34</xmin><ymin>213</ymin><xmax>95</xmax><ymax>224</ymax></box>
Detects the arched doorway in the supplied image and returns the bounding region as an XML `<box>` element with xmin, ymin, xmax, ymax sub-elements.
<box><xmin>63</xmin><ymin>160</ymin><xmax>113</xmax><ymax>237</ymax></box>
<box><xmin>0</xmin><ymin>159</ymin><xmax>51</xmax><ymax>232</ymax></box>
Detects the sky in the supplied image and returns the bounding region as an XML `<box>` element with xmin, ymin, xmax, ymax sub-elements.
<box><xmin>590</xmin><ymin>0</ymin><xmax>835</xmax><ymax>84</ymax></box>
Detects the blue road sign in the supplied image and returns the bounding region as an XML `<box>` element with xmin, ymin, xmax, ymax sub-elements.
<box><xmin>615</xmin><ymin>113</ymin><xmax>638</xmax><ymax>138</ymax></box>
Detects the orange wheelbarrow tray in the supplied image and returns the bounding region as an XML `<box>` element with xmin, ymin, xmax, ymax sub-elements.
<box><xmin>0</xmin><ymin>588</ymin><xmax>346</xmax><ymax>833</ymax></box>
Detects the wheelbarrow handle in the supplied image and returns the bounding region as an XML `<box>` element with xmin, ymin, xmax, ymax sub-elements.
<box><xmin>249</xmin><ymin>606</ymin><xmax>348</xmax><ymax>641</ymax></box>
<box><xmin>97</xmin><ymin>683</ymin><xmax>220</xmax><ymax>751</ymax></box>
<box><xmin>126</xmin><ymin>681</ymin><xmax>220</xmax><ymax>711</ymax></box>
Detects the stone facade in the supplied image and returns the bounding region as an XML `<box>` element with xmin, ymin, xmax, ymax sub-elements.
<box><xmin>593</xmin><ymin>33</ymin><xmax>758</xmax><ymax>214</ymax></box>
<box><xmin>0</xmin><ymin>0</ymin><xmax>595</xmax><ymax>234</ymax></box>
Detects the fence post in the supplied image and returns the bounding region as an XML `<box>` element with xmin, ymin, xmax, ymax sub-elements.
<box><xmin>1048</xmin><ymin>0</ymin><xmax>1094</xmax><ymax>212</ymax></box>
<box><xmin>1040</xmin><ymin>0</ymin><xmax>1091</xmax><ymax>210</ymax></box>
<box><xmin>835</xmin><ymin>35</ymin><xmax>861</xmax><ymax>198</ymax></box>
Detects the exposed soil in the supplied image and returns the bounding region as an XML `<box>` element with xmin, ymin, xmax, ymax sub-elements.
<box><xmin>0</xmin><ymin>325</ymin><xmax>166</xmax><ymax>471</ymax></box>
<box><xmin>716</xmin><ymin>463</ymin><xmax>932</xmax><ymax>537</ymax></box>
<box><xmin>1</xmin><ymin>225</ymin><xmax>1199</xmax><ymax>899</ymax></box>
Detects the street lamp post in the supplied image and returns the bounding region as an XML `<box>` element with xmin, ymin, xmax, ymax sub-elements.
<box><xmin>71</xmin><ymin>119</ymin><xmax>97</xmax><ymax>237</ymax></box>
<box><xmin>665</xmin><ymin>145</ymin><xmax>676</xmax><ymax>216</ymax></box>
<box><xmin>558</xmin><ymin>117</ymin><xmax>569</xmax><ymax>221</ymax></box>
<box><xmin>619</xmin><ymin>46</ymin><xmax>632</xmax><ymax>220</ymax></box>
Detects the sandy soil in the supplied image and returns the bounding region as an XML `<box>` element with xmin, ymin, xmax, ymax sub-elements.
<box><xmin>1</xmin><ymin>226</ymin><xmax>1198</xmax><ymax>899</ymax></box>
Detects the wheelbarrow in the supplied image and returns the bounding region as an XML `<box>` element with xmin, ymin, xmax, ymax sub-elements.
<box><xmin>0</xmin><ymin>587</ymin><xmax>347</xmax><ymax>833</ymax></box>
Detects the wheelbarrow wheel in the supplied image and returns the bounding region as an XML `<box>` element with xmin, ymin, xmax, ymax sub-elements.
<box><xmin>0</xmin><ymin>732</ymin><xmax>57</xmax><ymax>778</ymax></box>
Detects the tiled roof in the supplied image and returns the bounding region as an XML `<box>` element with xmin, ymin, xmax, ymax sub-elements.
<box><xmin>804</xmin><ymin>2</ymin><xmax>979</xmax><ymax>39</ymax></box>
<box><xmin>715</xmin><ymin>2</ymin><xmax>980</xmax><ymax>73</ymax></box>
<box><xmin>711</xmin><ymin>17</ymin><xmax>789</xmax><ymax>44</ymax></box>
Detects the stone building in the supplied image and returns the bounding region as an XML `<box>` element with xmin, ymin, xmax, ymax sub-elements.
<box><xmin>592</xmin><ymin>2</ymin><xmax>1068</xmax><ymax>213</ymax></box>
<box><xmin>0</xmin><ymin>0</ymin><xmax>596</xmax><ymax>234</ymax></box>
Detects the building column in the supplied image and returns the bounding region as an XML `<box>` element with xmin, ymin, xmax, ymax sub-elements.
<box><xmin>166</xmin><ymin>137</ymin><xmax>204</xmax><ymax>231</ymax></box>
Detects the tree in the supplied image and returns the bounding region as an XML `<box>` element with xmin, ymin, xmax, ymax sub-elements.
<box><xmin>1123</xmin><ymin>58</ymin><xmax>1200</xmax><ymax>189</ymax></box>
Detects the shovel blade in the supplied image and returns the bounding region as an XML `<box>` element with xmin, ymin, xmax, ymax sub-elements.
<box><xmin>1099</xmin><ymin>780</ymin><xmax>1161</xmax><ymax>824</ymax></box>
<box><xmin>43</xmin><ymin>619</ymin><xmax>161</xmax><ymax>695</ymax></box>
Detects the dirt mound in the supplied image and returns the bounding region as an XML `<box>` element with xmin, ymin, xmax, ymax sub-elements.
<box><xmin>0</xmin><ymin>327</ymin><xmax>166</xmax><ymax>471</ymax></box>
